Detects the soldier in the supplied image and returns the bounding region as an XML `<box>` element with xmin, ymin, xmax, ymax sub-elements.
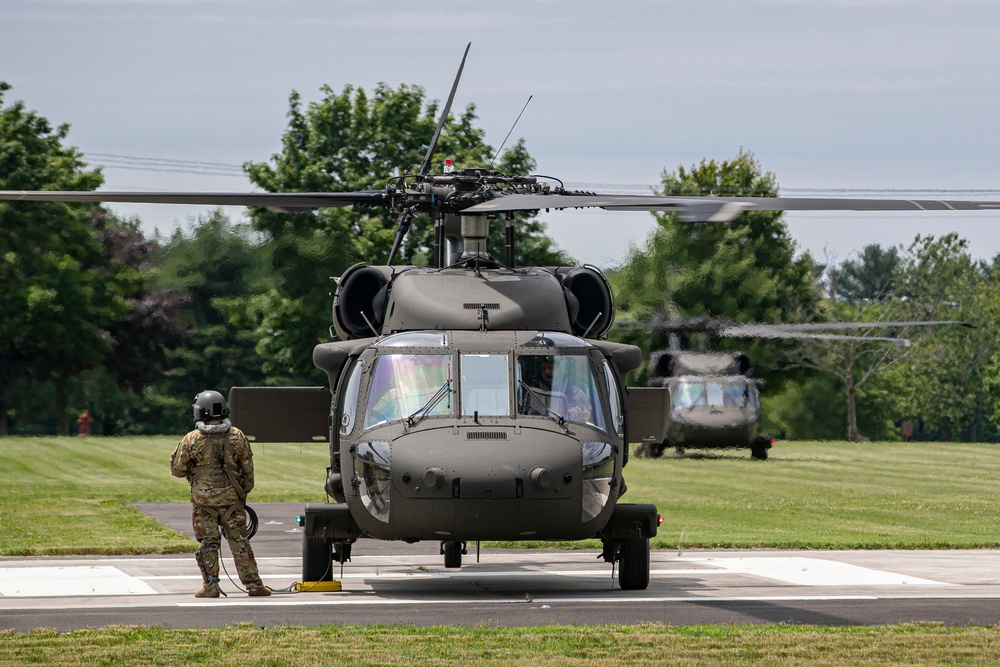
<box><xmin>170</xmin><ymin>390</ymin><xmax>271</xmax><ymax>598</ymax></box>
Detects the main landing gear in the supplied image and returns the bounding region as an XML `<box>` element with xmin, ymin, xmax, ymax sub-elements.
<box><xmin>602</xmin><ymin>537</ymin><xmax>651</xmax><ymax>590</ymax></box>
<box><xmin>302</xmin><ymin>537</ymin><xmax>351</xmax><ymax>582</ymax></box>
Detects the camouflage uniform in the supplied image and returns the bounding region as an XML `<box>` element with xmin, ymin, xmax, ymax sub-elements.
<box><xmin>170</xmin><ymin>419</ymin><xmax>268</xmax><ymax>596</ymax></box>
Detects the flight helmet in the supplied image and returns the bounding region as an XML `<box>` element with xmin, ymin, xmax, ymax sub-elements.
<box><xmin>193</xmin><ymin>390</ymin><xmax>229</xmax><ymax>422</ymax></box>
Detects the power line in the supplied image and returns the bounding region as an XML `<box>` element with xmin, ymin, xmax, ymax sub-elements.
<box><xmin>86</xmin><ymin>152</ymin><xmax>245</xmax><ymax>170</ymax></box>
<box><xmin>83</xmin><ymin>152</ymin><xmax>247</xmax><ymax>177</ymax></box>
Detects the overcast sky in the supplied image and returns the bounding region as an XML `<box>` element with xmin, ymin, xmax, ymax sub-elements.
<box><xmin>3</xmin><ymin>0</ymin><xmax>999</xmax><ymax>268</ymax></box>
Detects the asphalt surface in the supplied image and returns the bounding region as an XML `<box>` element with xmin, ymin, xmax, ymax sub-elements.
<box><xmin>2</xmin><ymin>502</ymin><xmax>1000</xmax><ymax>631</ymax></box>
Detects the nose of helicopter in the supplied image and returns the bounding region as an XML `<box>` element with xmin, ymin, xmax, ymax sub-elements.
<box><xmin>352</xmin><ymin>423</ymin><xmax>615</xmax><ymax>541</ymax></box>
<box><xmin>670</xmin><ymin>407</ymin><xmax>755</xmax><ymax>446</ymax></box>
<box><xmin>392</xmin><ymin>426</ymin><xmax>580</xmax><ymax>501</ymax></box>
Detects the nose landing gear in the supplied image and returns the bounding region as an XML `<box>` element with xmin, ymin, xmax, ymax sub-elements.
<box><xmin>441</xmin><ymin>540</ymin><xmax>468</xmax><ymax>568</ymax></box>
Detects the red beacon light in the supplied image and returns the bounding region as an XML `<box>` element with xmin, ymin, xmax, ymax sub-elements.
<box><xmin>444</xmin><ymin>157</ymin><xmax>455</xmax><ymax>173</ymax></box>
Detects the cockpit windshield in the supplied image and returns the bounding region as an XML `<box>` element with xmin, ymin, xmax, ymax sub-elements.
<box><xmin>460</xmin><ymin>354</ymin><xmax>509</xmax><ymax>417</ymax></box>
<box><xmin>356</xmin><ymin>332</ymin><xmax>611</xmax><ymax>433</ymax></box>
<box><xmin>672</xmin><ymin>377</ymin><xmax>751</xmax><ymax>410</ymax></box>
<box><xmin>516</xmin><ymin>354</ymin><xmax>606</xmax><ymax>430</ymax></box>
<box><xmin>364</xmin><ymin>354</ymin><xmax>452</xmax><ymax>428</ymax></box>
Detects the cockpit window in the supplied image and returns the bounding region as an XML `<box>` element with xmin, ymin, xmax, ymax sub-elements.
<box><xmin>519</xmin><ymin>332</ymin><xmax>591</xmax><ymax>349</ymax></box>
<box><xmin>706</xmin><ymin>382</ymin><xmax>724</xmax><ymax>407</ymax></box>
<box><xmin>672</xmin><ymin>380</ymin><xmax>706</xmax><ymax>409</ymax></box>
<box><xmin>603</xmin><ymin>360</ymin><xmax>624</xmax><ymax>436</ymax></box>
<box><xmin>673</xmin><ymin>378</ymin><xmax>750</xmax><ymax>409</ymax></box>
<box><xmin>339</xmin><ymin>359</ymin><xmax>365</xmax><ymax>435</ymax></box>
<box><xmin>516</xmin><ymin>354</ymin><xmax>606</xmax><ymax>430</ymax></box>
<box><xmin>378</xmin><ymin>332</ymin><xmax>448</xmax><ymax>348</ymax></box>
<box><xmin>364</xmin><ymin>354</ymin><xmax>452</xmax><ymax>428</ymax></box>
<box><xmin>460</xmin><ymin>354</ymin><xmax>509</xmax><ymax>416</ymax></box>
<box><xmin>723</xmin><ymin>381</ymin><xmax>750</xmax><ymax>407</ymax></box>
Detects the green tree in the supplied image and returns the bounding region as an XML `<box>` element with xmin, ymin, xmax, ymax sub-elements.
<box><xmin>152</xmin><ymin>210</ymin><xmax>273</xmax><ymax>406</ymax></box>
<box><xmin>786</xmin><ymin>235</ymin><xmax>987</xmax><ymax>442</ymax></box>
<box><xmin>781</xmin><ymin>297</ymin><xmax>916</xmax><ymax>441</ymax></box>
<box><xmin>0</xmin><ymin>82</ymin><xmax>104</xmax><ymax>434</ymax></box>
<box><xmin>244</xmin><ymin>83</ymin><xmax>568</xmax><ymax>377</ymax></box>
<box><xmin>895</xmin><ymin>234</ymin><xmax>993</xmax><ymax>441</ymax></box>
<box><xmin>762</xmin><ymin>370</ymin><xmax>905</xmax><ymax>441</ymax></box>
<box><xmin>784</xmin><ymin>245</ymin><xmax>910</xmax><ymax>442</ymax></box>
<box><xmin>830</xmin><ymin>243</ymin><xmax>901</xmax><ymax>303</ymax></box>
<box><xmin>609</xmin><ymin>150</ymin><xmax>821</xmax><ymax>386</ymax></box>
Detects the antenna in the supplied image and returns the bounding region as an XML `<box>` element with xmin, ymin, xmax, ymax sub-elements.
<box><xmin>490</xmin><ymin>95</ymin><xmax>532</xmax><ymax>168</ymax></box>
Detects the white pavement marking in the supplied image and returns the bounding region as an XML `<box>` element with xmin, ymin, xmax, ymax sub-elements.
<box><xmin>678</xmin><ymin>557</ymin><xmax>954</xmax><ymax>587</ymax></box>
<box><xmin>0</xmin><ymin>566</ymin><xmax>157</xmax><ymax>597</ymax></box>
<box><xmin>0</xmin><ymin>556</ymin><xmax>956</xmax><ymax>600</ymax></box>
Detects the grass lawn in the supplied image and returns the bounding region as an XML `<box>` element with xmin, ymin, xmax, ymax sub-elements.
<box><xmin>632</xmin><ymin>440</ymin><xmax>1000</xmax><ymax>550</ymax></box>
<box><xmin>3</xmin><ymin>623</ymin><xmax>1000</xmax><ymax>666</ymax></box>
<box><xmin>2</xmin><ymin>436</ymin><xmax>1000</xmax><ymax>555</ymax></box>
<box><xmin>0</xmin><ymin>436</ymin><xmax>331</xmax><ymax>556</ymax></box>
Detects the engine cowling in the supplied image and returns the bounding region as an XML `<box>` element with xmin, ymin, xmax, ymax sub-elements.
<box><xmin>332</xmin><ymin>264</ymin><xmax>393</xmax><ymax>339</ymax></box>
<box><xmin>331</xmin><ymin>264</ymin><xmax>616</xmax><ymax>339</ymax></box>
<box><xmin>555</xmin><ymin>266</ymin><xmax>615</xmax><ymax>338</ymax></box>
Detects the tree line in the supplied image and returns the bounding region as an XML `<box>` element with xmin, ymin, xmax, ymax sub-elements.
<box><xmin>2</xmin><ymin>81</ymin><xmax>997</xmax><ymax>441</ymax></box>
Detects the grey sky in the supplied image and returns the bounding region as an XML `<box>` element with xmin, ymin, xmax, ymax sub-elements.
<box><xmin>3</xmin><ymin>0</ymin><xmax>999</xmax><ymax>268</ymax></box>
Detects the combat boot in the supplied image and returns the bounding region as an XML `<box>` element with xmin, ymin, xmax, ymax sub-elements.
<box><xmin>247</xmin><ymin>584</ymin><xmax>271</xmax><ymax>597</ymax></box>
<box><xmin>195</xmin><ymin>583</ymin><xmax>220</xmax><ymax>598</ymax></box>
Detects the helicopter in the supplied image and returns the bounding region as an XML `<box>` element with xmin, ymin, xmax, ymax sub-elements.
<box><xmin>2</xmin><ymin>43</ymin><xmax>999</xmax><ymax>590</ymax></box>
<box><xmin>624</xmin><ymin>314</ymin><xmax>971</xmax><ymax>461</ymax></box>
<box><xmin>629</xmin><ymin>330</ymin><xmax>772</xmax><ymax>460</ymax></box>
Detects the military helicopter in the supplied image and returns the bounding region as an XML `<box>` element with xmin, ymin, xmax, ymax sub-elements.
<box><xmin>2</xmin><ymin>43</ymin><xmax>998</xmax><ymax>590</ymax></box>
<box><xmin>625</xmin><ymin>316</ymin><xmax>772</xmax><ymax>460</ymax></box>
<box><xmin>624</xmin><ymin>314</ymin><xmax>968</xmax><ymax>461</ymax></box>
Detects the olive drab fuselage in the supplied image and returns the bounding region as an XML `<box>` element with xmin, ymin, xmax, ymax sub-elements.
<box><xmin>330</xmin><ymin>330</ymin><xmax>628</xmax><ymax>542</ymax></box>
<box><xmin>663</xmin><ymin>374</ymin><xmax>763</xmax><ymax>448</ymax></box>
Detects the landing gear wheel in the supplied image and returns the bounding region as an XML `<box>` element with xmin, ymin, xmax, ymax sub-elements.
<box><xmin>618</xmin><ymin>537</ymin><xmax>650</xmax><ymax>590</ymax></box>
<box><xmin>751</xmin><ymin>437</ymin><xmax>771</xmax><ymax>461</ymax></box>
<box><xmin>442</xmin><ymin>540</ymin><xmax>465</xmax><ymax>569</ymax></box>
<box><xmin>302</xmin><ymin>537</ymin><xmax>333</xmax><ymax>581</ymax></box>
<box><xmin>638</xmin><ymin>441</ymin><xmax>665</xmax><ymax>458</ymax></box>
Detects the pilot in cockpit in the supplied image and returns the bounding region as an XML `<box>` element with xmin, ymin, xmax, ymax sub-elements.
<box><xmin>535</xmin><ymin>358</ymin><xmax>555</xmax><ymax>391</ymax></box>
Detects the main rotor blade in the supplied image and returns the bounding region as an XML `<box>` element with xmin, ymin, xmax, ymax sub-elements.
<box><xmin>720</xmin><ymin>329</ymin><xmax>913</xmax><ymax>347</ymax></box>
<box><xmin>720</xmin><ymin>321</ymin><xmax>972</xmax><ymax>337</ymax></box>
<box><xmin>463</xmin><ymin>192</ymin><xmax>1000</xmax><ymax>222</ymax></box>
<box><xmin>615</xmin><ymin>318</ymin><xmax>970</xmax><ymax>347</ymax></box>
<box><xmin>718</xmin><ymin>196</ymin><xmax>1000</xmax><ymax>214</ymax></box>
<box><xmin>6</xmin><ymin>183</ymin><xmax>998</xmax><ymax>222</ymax></box>
<box><xmin>0</xmin><ymin>189</ymin><xmax>389</xmax><ymax>211</ymax></box>
<box><xmin>418</xmin><ymin>42</ymin><xmax>471</xmax><ymax>177</ymax></box>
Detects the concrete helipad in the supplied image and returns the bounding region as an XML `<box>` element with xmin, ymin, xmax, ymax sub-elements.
<box><xmin>1</xmin><ymin>503</ymin><xmax>999</xmax><ymax>630</ymax></box>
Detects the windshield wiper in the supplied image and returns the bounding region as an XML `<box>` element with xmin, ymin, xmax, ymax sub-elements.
<box><xmin>518</xmin><ymin>380</ymin><xmax>566</xmax><ymax>427</ymax></box>
<box><xmin>406</xmin><ymin>379</ymin><xmax>452</xmax><ymax>427</ymax></box>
